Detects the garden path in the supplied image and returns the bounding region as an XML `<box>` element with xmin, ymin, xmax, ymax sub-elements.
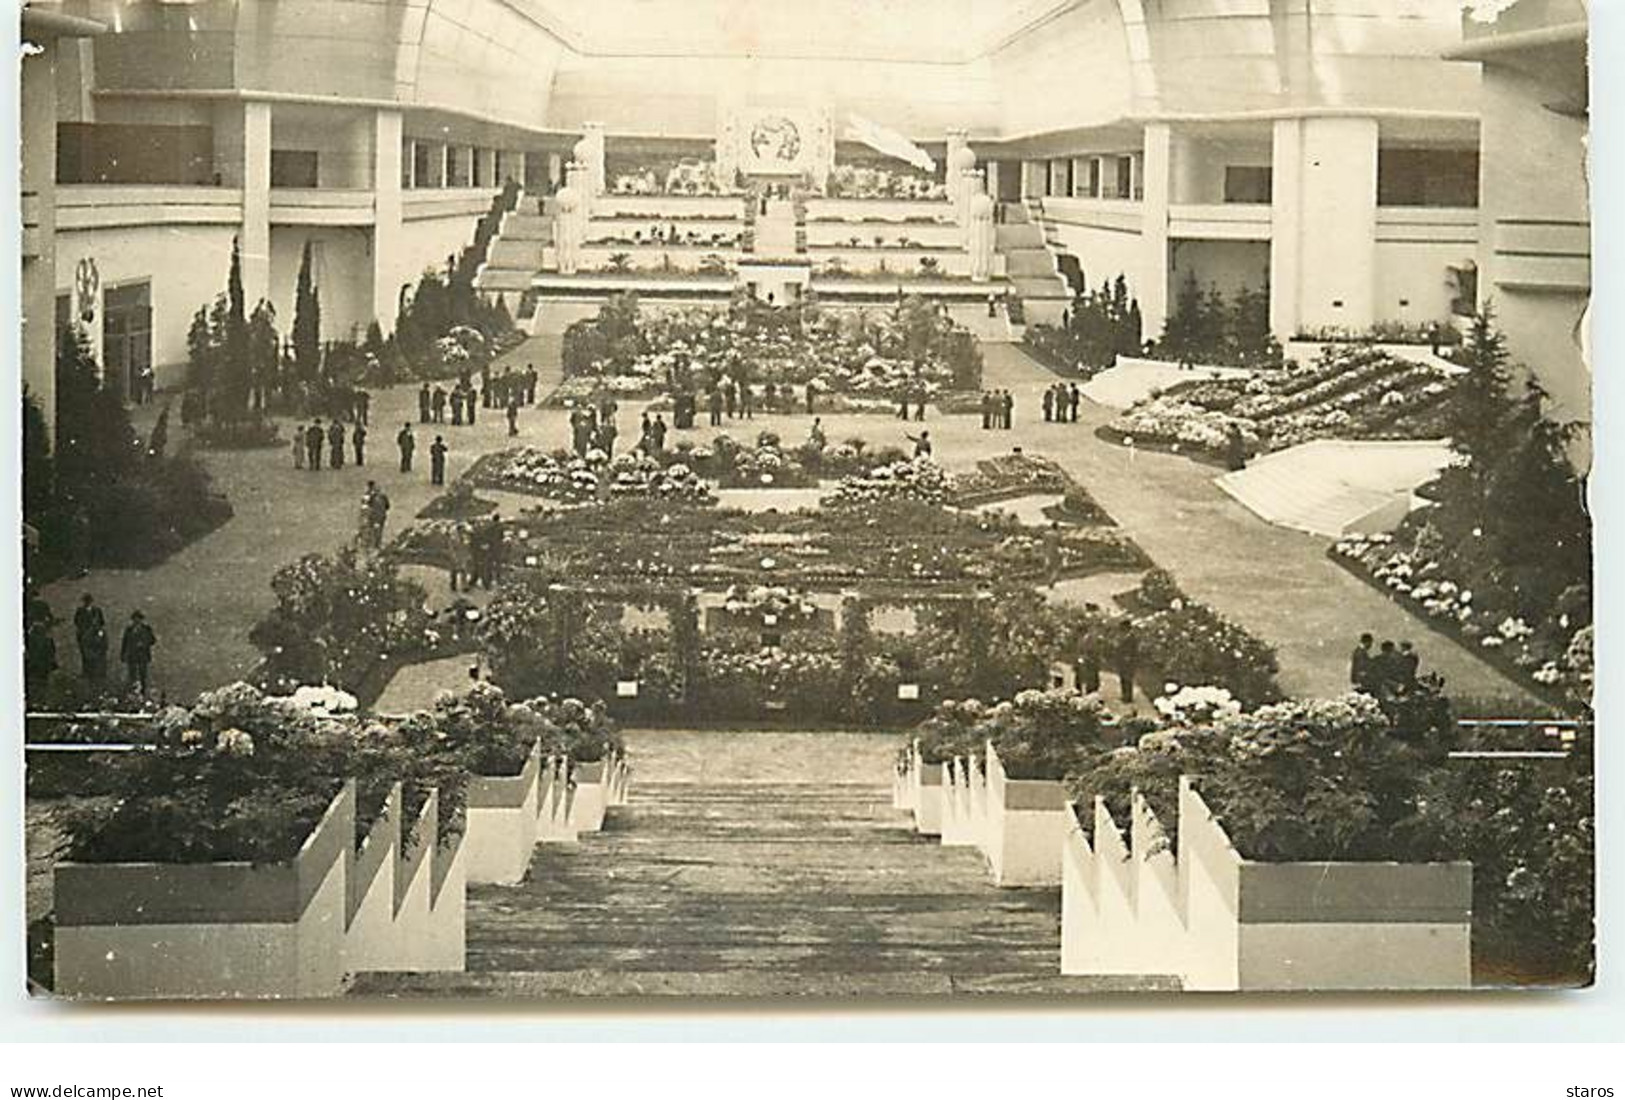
<box><xmin>38</xmin><ymin>335</ymin><xmax>561</xmax><ymax>706</ymax></box>
<box><xmin>975</xmin><ymin>343</ymin><xmax>1542</xmax><ymax>707</ymax></box>
<box><xmin>355</xmin><ymin>729</ymin><xmax>1167</xmax><ymax>998</ymax></box>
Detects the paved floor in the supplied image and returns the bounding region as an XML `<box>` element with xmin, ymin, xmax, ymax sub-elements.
<box><xmin>354</xmin><ymin>729</ymin><xmax>1167</xmax><ymax>998</ymax></box>
<box><xmin>40</xmin><ymin>331</ymin><xmax>1537</xmax><ymax>710</ymax></box>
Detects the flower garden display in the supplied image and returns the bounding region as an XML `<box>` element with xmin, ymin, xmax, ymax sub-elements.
<box><xmin>821</xmin><ymin>459</ymin><xmax>952</xmax><ymax>509</ymax></box>
<box><xmin>1103</xmin><ymin>345</ymin><xmax>1458</xmax><ymax>462</ymax></box>
<box><xmin>559</xmin><ymin>293</ymin><xmax>982</xmax><ymax>406</ymax></box>
<box><xmin>719</xmin><ymin>584</ymin><xmax>820</xmax><ymax>629</ymax></box>
<box><xmin>1121</xmin><ymin>571</ymin><xmax>1283</xmax><ymax>707</ymax></box>
<box><xmin>950</xmin><ymin>452</ymin><xmax>1077</xmax><ymax>506</ymax></box>
<box><xmin>466</xmin><ymin>447</ymin><xmax>715</xmax><ymax>505</ymax></box>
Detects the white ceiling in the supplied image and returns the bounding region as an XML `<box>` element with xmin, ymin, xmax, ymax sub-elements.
<box><xmin>529</xmin><ymin>0</ymin><xmax>1074</xmax><ymax>61</ymax></box>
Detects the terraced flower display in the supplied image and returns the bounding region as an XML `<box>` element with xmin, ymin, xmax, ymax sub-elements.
<box><xmin>1104</xmin><ymin>346</ymin><xmax>1458</xmax><ymax>461</ymax></box>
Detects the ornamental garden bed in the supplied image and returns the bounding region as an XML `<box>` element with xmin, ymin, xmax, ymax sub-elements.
<box><xmin>403</xmin><ymin>496</ymin><xmax>1149</xmax><ymax>590</ymax></box>
<box><xmin>1103</xmin><ymin>345</ymin><xmax>1458</xmax><ymax>463</ymax></box>
<box><xmin>1328</xmin><ymin>533</ymin><xmax>1583</xmax><ymax>711</ymax></box>
<box><xmin>950</xmin><ymin>452</ymin><xmax>1078</xmax><ymax>507</ymax></box>
<box><xmin>560</xmin><ymin>292</ymin><xmax>983</xmax><ymax>407</ymax></box>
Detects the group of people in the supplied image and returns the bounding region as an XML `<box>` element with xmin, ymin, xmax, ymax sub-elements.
<box><xmin>442</xmin><ymin>517</ymin><xmax>505</xmax><ymax>593</ymax></box>
<box><xmin>416</xmin><ymin>365</ymin><xmax>540</xmax><ymax>429</ymax></box>
<box><xmin>1350</xmin><ymin>633</ymin><xmax>1425</xmax><ymax>697</ymax></box>
<box><xmin>979</xmin><ymin>389</ymin><xmax>1016</xmax><ymax>430</ymax></box>
<box><xmin>569</xmin><ymin>401</ymin><xmax>621</xmax><ymax>457</ymax></box>
<box><xmin>1075</xmin><ymin>613</ymin><xmax>1143</xmax><ymax>704</ymax></box>
<box><xmin>296</xmin><ymin>417</ymin><xmax>369</xmax><ymax>471</ymax></box>
<box><xmin>24</xmin><ymin>591</ymin><xmax>159</xmax><ymax>699</ymax></box>
<box><xmin>1043</xmin><ymin>382</ymin><xmax>1083</xmax><ymax>424</ymax></box>
<box><xmin>895</xmin><ymin>388</ymin><xmax>930</xmax><ymax>422</ymax></box>
<box><xmin>394</xmin><ymin>423</ymin><xmax>451</xmax><ymax>485</ymax></box>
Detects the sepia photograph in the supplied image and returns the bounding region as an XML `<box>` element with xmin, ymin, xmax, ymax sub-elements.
<box><xmin>14</xmin><ymin>0</ymin><xmax>1595</xmax><ymax>1005</ymax></box>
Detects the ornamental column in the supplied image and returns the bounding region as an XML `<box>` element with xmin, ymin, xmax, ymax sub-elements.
<box><xmin>967</xmin><ymin>173</ymin><xmax>994</xmax><ymax>283</ymax></box>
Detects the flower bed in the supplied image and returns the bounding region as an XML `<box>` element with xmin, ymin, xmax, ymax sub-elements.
<box><xmin>1331</xmin><ymin>530</ymin><xmax>1588</xmax><ymax>708</ymax></box>
<box><xmin>1104</xmin><ymin>346</ymin><xmax>1458</xmax><ymax>462</ymax></box>
<box><xmin>1118</xmin><ymin>570</ymin><xmax>1282</xmax><ymax>707</ymax></box>
<box><xmin>821</xmin><ymin>459</ymin><xmax>952</xmax><ymax>509</ymax></box>
<box><xmin>950</xmin><ymin>452</ymin><xmax>1077</xmax><ymax>506</ymax></box>
<box><xmin>465</xmin><ymin>448</ymin><xmax>714</xmax><ymax>505</ymax></box>
<box><xmin>560</xmin><ymin>293</ymin><xmax>982</xmax><ymax>403</ymax></box>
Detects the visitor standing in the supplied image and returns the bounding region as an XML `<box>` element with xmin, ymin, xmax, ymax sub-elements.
<box><xmin>293</xmin><ymin>431</ymin><xmax>305</xmax><ymax>470</ymax></box>
<box><xmin>805</xmin><ymin>382</ymin><xmax>816</xmax><ymax>415</ymax></box>
<box><xmin>709</xmin><ymin>388</ymin><xmax>725</xmax><ymax>426</ymax></box>
<box><xmin>24</xmin><ymin>617</ymin><xmax>57</xmax><ymax>698</ymax></box>
<box><xmin>1350</xmin><ymin>633</ymin><xmax>1376</xmax><ymax>693</ymax></box>
<box><xmin>447</xmin><ymin>523</ymin><xmax>473</xmax><ymax>592</ymax></box>
<box><xmin>1068</xmin><ymin>383</ymin><xmax>1081</xmax><ymax>423</ymax></box>
<box><xmin>466</xmin><ymin>383</ymin><xmax>478</xmax><ymax>426</ymax></box>
<box><xmin>1398</xmin><ymin>641</ymin><xmax>1421</xmax><ymax>685</ymax></box>
<box><xmin>74</xmin><ymin>593</ymin><xmax>108</xmax><ymax>683</ymax></box>
<box><xmin>652</xmin><ymin>414</ymin><xmax>668</xmax><ymax>453</ymax></box>
<box><xmin>429</xmin><ymin>435</ymin><xmax>448</xmax><ymax>486</ymax></box>
<box><xmin>418</xmin><ymin>383</ymin><xmax>432</xmax><ymax>424</ymax></box>
<box><xmin>352</xmin><ymin>421</ymin><xmax>367</xmax><ymax>467</ymax></box>
<box><xmin>741</xmin><ymin>383</ymin><xmax>754</xmax><ymax>420</ymax></box>
<box><xmin>724</xmin><ymin>380</ymin><xmax>738</xmax><ymax>419</ymax></box>
<box><xmin>432</xmin><ymin>385</ymin><xmax>447</xmax><ymax>424</ymax></box>
<box><xmin>1112</xmin><ymin>619</ymin><xmax>1140</xmax><ymax>705</ymax></box>
<box><xmin>397</xmin><ymin>423</ymin><xmax>416</xmax><ymax>473</ymax></box>
<box><xmin>907</xmin><ymin>430</ymin><xmax>932</xmax><ymax>459</ymax></box>
<box><xmin>1043</xmin><ymin>387</ymin><xmax>1055</xmax><ymax>423</ymax></box>
<box><xmin>507</xmin><ymin>397</ymin><xmax>520</xmax><ymax>437</ymax></box>
<box><xmin>808</xmin><ymin>417</ymin><xmax>827</xmax><ymax>450</ymax></box>
<box><xmin>1001</xmin><ymin>390</ymin><xmax>1014</xmax><ymax>430</ymax></box>
<box><xmin>357</xmin><ymin>390</ymin><xmax>371</xmax><ymax>427</ymax></box>
<box><xmin>306</xmin><ymin>420</ymin><xmax>325</xmax><ymax>471</ymax></box>
<box><xmin>328</xmin><ymin>418</ymin><xmax>346</xmax><ymax>469</ymax></box>
<box><xmin>364</xmin><ymin>481</ymin><xmax>390</xmax><ymax>550</ymax></box>
<box><xmin>450</xmin><ymin>386</ymin><xmax>465</xmax><ymax>426</ymax></box>
<box><xmin>120</xmin><ymin>610</ymin><xmax>157</xmax><ymax>696</ymax></box>
<box><xmin>980</xmin><ymin>391</ymin><xmax>992</xmax><ymax>431</ymax></box>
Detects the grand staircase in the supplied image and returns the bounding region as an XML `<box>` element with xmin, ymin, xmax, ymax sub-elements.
<box><xmin>355</xmin><ymin>757</ymin><xmax>1161</xmax><ymax>998</ymax></box>
<box><xmin>476</xmin><ymin>197</ymin><xmax>554</xmax><ymax>299</ymax></box>
<box><xmin>996</xmin><ymin>200</ymin><xmax>1071</xmax><ymax>326</ymax></box>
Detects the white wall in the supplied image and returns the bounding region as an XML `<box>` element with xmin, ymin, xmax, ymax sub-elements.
<box><xmin>55</xmin><ymin>222</ymin><xmax>240</xmax><ymax>387</ymax></box>
<box><xmin>1374</xmin><ymin>239</ymin><xmax>1472</xmax><ymax>327</ymax></box>
<box><xmin>267</xmin><ymin>227</ymin><xmax>375</xmax><ymax>344</ymax></box>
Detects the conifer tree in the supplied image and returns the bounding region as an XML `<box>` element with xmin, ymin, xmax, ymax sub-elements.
<box><xmin>292</xmin><ymin>239</ymin><xmax>322</xmax><ymax>385</ymax></box>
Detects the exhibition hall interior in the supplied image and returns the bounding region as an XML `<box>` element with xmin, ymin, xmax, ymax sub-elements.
<box><xmin>17</xmin><ymin>0</ymin><xmax>1593</xmax><ymax>1000</ymax></box>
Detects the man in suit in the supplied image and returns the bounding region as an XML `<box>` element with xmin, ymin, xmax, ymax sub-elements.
<box><xmin>397</xmin><ymin>423</ymin><xmax>416</xmax><ymax>473</ymax></box>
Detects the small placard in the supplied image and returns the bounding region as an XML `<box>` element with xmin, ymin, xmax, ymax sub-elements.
<box><xmin>763</xmin><ymin>613</ymin><xmax>779</xmax><ymax>626</ymax></box>
<box><xmin>616</xmin><ymin>680</ymin><xmax>639</xmax><ymax>699</ymax></box>
<box><xmin>898</xmin><ymin>683</ymin><xmax>920</xmax><ymax>701</ymax></box>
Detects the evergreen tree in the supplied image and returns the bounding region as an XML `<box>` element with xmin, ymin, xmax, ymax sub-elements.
<box><xmin>22</xmin><ymin>388</ymin><xmax>54</xmax><ymax>522</ymax></box>
<box><xmin>247</xmin><ymin>300</ymin><xmax>280</xmax><ymax>412</ymax></box>
<box><xmin>292</xmin><ymin>239</ymin><xmax>322</xmax><ymax>386</ymax></box>
<box><xmin>185</xmin><ymin>303</ymin><xmax>216</xmax><ymax>398</ymax></box>
<box><xmin>215</xmin><ymin>236</ymin><xmax>251</xmax><ymax>421</ymax></box>
<box><xmin>1451</xmin><ymin>303</ymin><xmax>1514</xmax><ymax>479</ymax></box>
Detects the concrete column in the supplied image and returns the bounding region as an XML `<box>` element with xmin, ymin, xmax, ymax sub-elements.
<box><xmin>1140</xmin><ymin>123</ymin><xmax>1172</xmax><ymax>339</ymax></box>
<box><xmin>1268</xmin><ymin>119</ymin><xmax>1303</xmax><ymax>341</ymax></box>
<box><xmin>241</xmin><ymin>99</ymin><xmax>272</xmax><ymax>309</ymax></box>
<box><xmin>372</xmin><ymin>109</ymin><xmax>404</xmax><ymax>335</ymax></box>
<box><xmin>1270</xmin><ymin>116</ymin><xmax>1378</xmax><ymax>339</ymax></box>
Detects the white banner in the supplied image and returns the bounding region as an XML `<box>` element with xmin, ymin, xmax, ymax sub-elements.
<box><xmin>843</xmin><ymin>113</ymin><xmax>936</xmax><ymax>173</ymax></box>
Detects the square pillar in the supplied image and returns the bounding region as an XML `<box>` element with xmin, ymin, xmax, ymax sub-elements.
<box><xmin>1272</xmin><ymin>116</ymin><xmax>1378</xmax><ymax>339</ymax></box>
<box><xmin>1140</xmin><ymin>123</ymin><xmax>1172</xmax><ymax>339</ymax></box>
<box><xmin>373</xmin><ymin>109</ymin><xmax>404</xmax><ymax>334</ymax></box>
<box><xmin>241</xmin><ymin>100</ymin><xmax>272</xmax><ymax>309</ymax></box>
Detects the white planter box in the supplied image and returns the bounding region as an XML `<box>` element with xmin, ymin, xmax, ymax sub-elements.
<box><xmin>983</xmin><ymin>743</ymin><xmax>1070</xmax><ymax>887</ymax></box>
<box><xmin>54</xmin><ymin>783</ymin><xmax>357</xmax><ymax>1000</ymax></box>
<box><xmin>1060</xmin><ymin>779</ymin><xmax>1473</xmax><ymax>991</ymax></box>
<box><xmin>569</xmin><ymin>758</ymin><xmax>611</xmax><ymax>834</ymax></box>
<box><xmin>913</xmin><ymin>762</ymin><xmax>944</xmax><ymax>836</ymax></box>
<box><xmin>346</xmin><ymin>784</ymin><xmax>403</xmax><ymax>975</ymax></box>
<box><xmin>461</xmin><ymin>742</ymin><xmax>543</xmax><ymax>885</ymax></box>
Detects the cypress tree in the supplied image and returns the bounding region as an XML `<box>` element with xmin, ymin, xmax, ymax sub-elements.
<box><xmin>217</xmin><ymin>236</ymin><xmax>250</xmax><ymax>421</ymax></box>
<box><xmin>292</xmin><ymin>239</ymin><xmax>322</xmax><ymax>385</ymax></box>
